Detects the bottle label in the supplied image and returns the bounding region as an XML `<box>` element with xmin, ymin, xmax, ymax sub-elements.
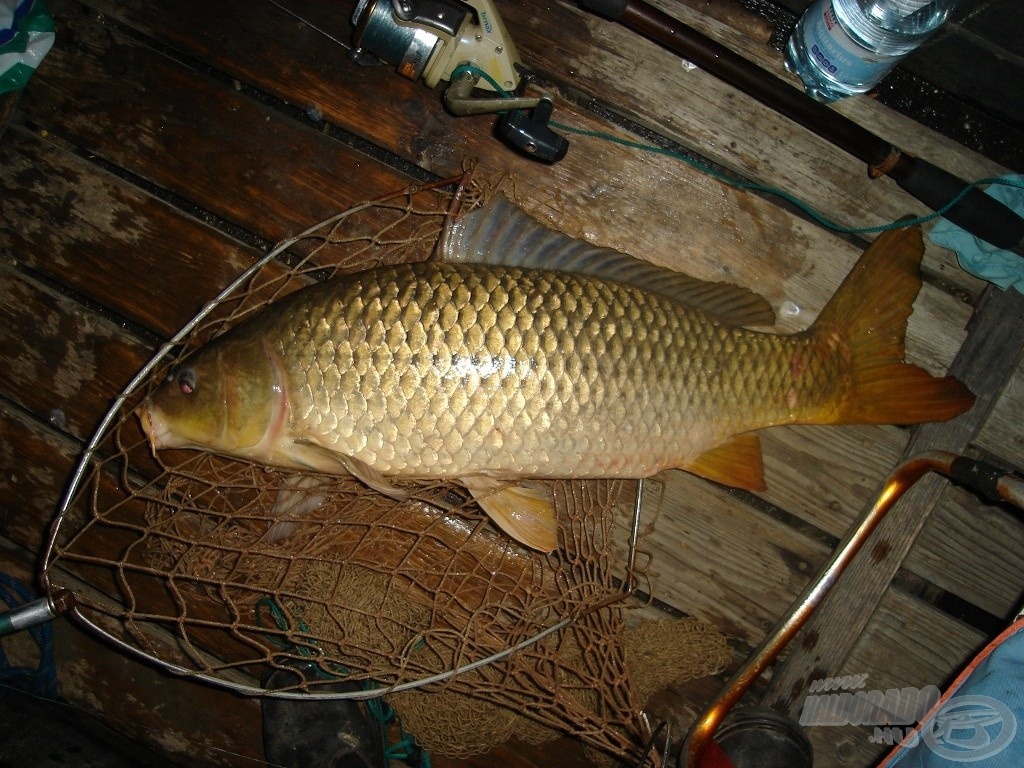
<box><xmin>801</xmin><ymin>1</ymin><xmax>899</xmax><ymax>87</ymax></box>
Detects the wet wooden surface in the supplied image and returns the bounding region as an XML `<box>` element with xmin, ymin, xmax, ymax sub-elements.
<box><xmin>2</xmin><ymin>1</ymin><xmax>1023</xmax><ymax>766</ymax></box>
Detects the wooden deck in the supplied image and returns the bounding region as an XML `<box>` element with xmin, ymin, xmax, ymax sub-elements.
<box><xmin>2</xmin><ymin>1</ymin><xmax>1023</xmax><ymax>766</ymax></box>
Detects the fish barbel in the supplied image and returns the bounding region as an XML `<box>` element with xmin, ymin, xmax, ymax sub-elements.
<box><xmin>140</xmin><ymin>202</ymin><xmax>973</xmax><ymax>551</ymax></box>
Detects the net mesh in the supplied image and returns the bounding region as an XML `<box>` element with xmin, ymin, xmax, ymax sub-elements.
<box><xmin>45</xmin><ymin>176</ymin><xmax>730</xmax><ymax>764</ymax></box>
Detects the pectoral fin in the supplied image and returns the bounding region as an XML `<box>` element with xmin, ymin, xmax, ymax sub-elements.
<box><xmin>286</xmin><ymin>440</ymin><xmax>409</xmax><ymax>500</ymax></box>
<box><xmin>683</xmin><ymin>434</ymin><xmax>766</xmax><ymax>492</ymax></box>
<box><xmin>461</xmin><ymin>476</ymin><xmax>559</xmax><ymax>553</ymax></box>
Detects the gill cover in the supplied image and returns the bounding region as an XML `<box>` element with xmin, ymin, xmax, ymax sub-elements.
<box><xmin>144</xmin><ymin>336</ymin><xmax>284</xmax><ymax>458</ymax></box>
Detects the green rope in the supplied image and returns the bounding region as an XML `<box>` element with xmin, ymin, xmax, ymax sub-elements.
<box><xmin>452</xmin><ymin>63</ymin><xmax>511</xmax><ymax>98</ymax></box>
<box><xmin>377</xmin><ymin>699</ymin><xmax>430</xmax><ymax>768</ymax></box>
<box><xmin>255</xmin><ymin>596</ymin><xmax>314</xmax><ymax>657</ymax></box>
<box><xmin>450</xmin><ymin>63</ymin><xmax>1022</xmax><ymax>236</ymax></box>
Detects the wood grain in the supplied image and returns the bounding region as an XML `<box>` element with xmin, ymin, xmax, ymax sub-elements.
<box><xmin>516</xmin><ymin>0</ymin><xmax>1001</xmax><ymax>295</ymax></box>
<box><xmin>47</xmin><ymin>0</ymin><xmax>976</xmax><ymax>335</ymax></box>
<box><xmin>2</xmin><ymin>1</ymin><xmax>1022</xmax><ymax>766</ymax></box>
<box><xmin>0</xmin><ymin>263</ymin><xmax>147</xmax><ymax>440</ymax></box>
<box><xmin>805</xmin><ymin>589</ymin><xmax>987</xmax><ymax>767</ymax></box>
<box><xmin>0</xmin><ymin>128</ymin><xmax>259</xmax><ymax>335</ymax></box>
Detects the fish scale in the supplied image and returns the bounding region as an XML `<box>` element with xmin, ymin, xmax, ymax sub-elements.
<box><xmin>267</xmin><ymin>261</ymin><xmax>810</xmax><ymax>478</ymax></box>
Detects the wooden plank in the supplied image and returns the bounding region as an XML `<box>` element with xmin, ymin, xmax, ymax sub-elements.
<box><xmin>635</xmin><ymin>466</ymin><xmax>1000</xmax><ymax>768</ymax></box>
<box><xmin>0</xmin><ymin>90</ymin><xmax>18</xmax><ymax>137</ymax></box>
<box><xmin>0</xmin><ymin>400</ymin><xmax>81</xmax><ymax>555</ymax></box>
<box><xmin>0</xmin><ymin>262</ymin><xmax>148</xmax><ymax>441</ymax></box>
<box><xmin>760</xmin><ymin>423</ymin><xmax>1024</xmax><ymax>622</ymax></box>
<box><xmin>637</xmin><ymin>460</ymin><xmax>1008</xmax><ymax>658</ymax></box>
<box><xmin>64</xmin><ymin>0</ymin><xmax>969</xmax><ymax>372</ymax></box>
<box><xmin>0</xmin><ymin>127</ymin><xmax>260</xmax><ymax>336</ymax></box>
<box><xmin>851</xmin><ymin>591</ymin><xmax>987</xmax><ymax>701</ymax></box>
<box><xmin>758</xmin><ymin>424</ymin><xmax>904</xmax><ymax>535</ymax></box>
<box><xmin>21</xmin><ymin>0</ymin><xmax>969</xmax><ymax>392</ymax></box>
<box><xmin>82</xmin><ymin>0</ymin><xmax>1007</xmax><ymax>305</ymax></box>
<box><xmin>906</xmin><ymin>485</ymin><xmax>1024</xmax><ymax>621</ymax></box>
<box><xmin>18</xmin><ymin>4</ymin><xmax>418</xmax><ymax>247</ymax></box>
<box><xmin>49</xmin><ymin>0</ymin><xmax>974</xmax><ymax>357</ymax></box>
<box><xmin>639</xmin><ymin>472</ymin><xmax>831</xmax><ymax>644</ymax></box>
<box><xmin>976</xmin><ymin>356</ymin><xmax>1024</xmax><ymax>469</ymax></box>
<box><xmin>511</xmin><ymin>0</ymin><xmax>1000</xmax><ymax>294</ymax></box>
<box><xmin>671</xmin><ymin>0</ymin><xmax>776</xmax><ymax>42</ymax></box>
<box><xmin>763</xmin><ymin>285</ymin><xmax>1024</xmax><ymax>714</ymax></box>
<box><xmin>25</xmin><ymin>0</ymin><xmax>974</xmax><ymax>348</ymax></box>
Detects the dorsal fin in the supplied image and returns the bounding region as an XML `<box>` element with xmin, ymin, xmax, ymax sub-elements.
<box><xmin>439</xmin><ymin>193</ymin><xmax>774</xmax><ymax>328</ymax></box>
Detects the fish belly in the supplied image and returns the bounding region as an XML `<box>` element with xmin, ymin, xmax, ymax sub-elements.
<box><xmin>272</xmin><ymin>262</ymin><xmax>816</xmax><ymax>480</ymax></box>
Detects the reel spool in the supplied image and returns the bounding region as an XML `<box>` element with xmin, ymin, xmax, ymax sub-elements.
<box><xmin>350</xmin><ymin>0</ymin><xmax>568</xmax><ymax>162</ymax></box>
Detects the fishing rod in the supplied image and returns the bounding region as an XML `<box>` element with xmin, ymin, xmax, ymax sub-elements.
<box><xmin>579</xmin><ymin>0</ymin><xmax>1024</xmax><ymax>251</ymax></box>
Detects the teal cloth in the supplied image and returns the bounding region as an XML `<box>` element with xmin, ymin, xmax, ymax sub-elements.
<box><xmin>929</xmin><ymin>175</ymin><xmax>1024</xmax><ymax>292</ymax></box>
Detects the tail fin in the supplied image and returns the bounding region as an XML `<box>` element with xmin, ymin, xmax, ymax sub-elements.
<box><xmin>813</xmin><ymin>226</ymin><xmax>974</xmax><ymax>425</ymax></box>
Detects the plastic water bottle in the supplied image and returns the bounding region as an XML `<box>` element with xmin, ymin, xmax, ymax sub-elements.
<box><xmin>785</xmin><ymin>0</ymin><xmax>960</xmax><ymax>103</ymax></box>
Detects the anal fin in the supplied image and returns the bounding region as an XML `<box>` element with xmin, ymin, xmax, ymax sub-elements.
<box><xmin>461</xmin><ymin>476</ymin><xmax>559</xmax><ymax>553</ymax></box>
<box><xmin>683</xmin><ymin>434</ymin><xmax>766</xmax><ymax>492</ymax></box>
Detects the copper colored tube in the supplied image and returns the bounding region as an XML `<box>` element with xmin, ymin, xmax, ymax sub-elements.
<box><xmin>681</xmin><ymin>450</ymin><xmax>972</xmax><ymax>767</ymax></box>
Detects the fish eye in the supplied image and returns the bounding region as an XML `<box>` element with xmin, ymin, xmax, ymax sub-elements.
<box><xmin>176</xmin><ymin>367</ymin><xmax>197</xmax><ymax>395</ymax></box>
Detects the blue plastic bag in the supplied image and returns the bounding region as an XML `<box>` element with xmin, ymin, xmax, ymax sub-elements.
<box><xmin>878</xmin><ymin>614</ymin><xmax>1023</xmax><ymax>766</ymax></box>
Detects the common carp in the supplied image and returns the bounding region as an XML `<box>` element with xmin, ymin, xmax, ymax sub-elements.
<box><xmin>140</xmin><ymin>198</ymin><xmax>974</xmax><ymax>551</ymax></box>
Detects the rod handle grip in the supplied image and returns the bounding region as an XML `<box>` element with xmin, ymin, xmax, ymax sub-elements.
<box><xmin>578</xmin><ymin>0</ymin><xmax>628</xmax><ymax>19</ymax></box>
<box><xmin>890</xmin><ymin>157</ymin><xmax>1024</xmax><ymax>250</ymax></box>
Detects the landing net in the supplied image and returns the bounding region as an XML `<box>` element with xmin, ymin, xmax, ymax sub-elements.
<box><xmin>42</xmin><ymin>176</ymin><xmax>729</xmax><ymax>764</ymax></box>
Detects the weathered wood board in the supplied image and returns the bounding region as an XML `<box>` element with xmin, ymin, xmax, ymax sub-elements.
<box><xmin>2</xmin><ymin>0</ymin><xmax>1023</xmax><ymax>766</ymax></box>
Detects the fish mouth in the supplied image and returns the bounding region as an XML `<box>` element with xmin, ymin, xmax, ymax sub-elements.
<box><xmin>138</xmin><ymin>400</ymin><xmax>173</xmax><ymax>450</ymax></box>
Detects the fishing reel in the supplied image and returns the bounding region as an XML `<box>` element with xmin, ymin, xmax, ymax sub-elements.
<box><xmin>350</xmin><ymin>0</ymin><xmax>568</xmax><ymax>162</ymax></box>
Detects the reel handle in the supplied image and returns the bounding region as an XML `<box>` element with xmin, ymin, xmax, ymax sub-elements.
<box><xmin>497</xmin><ymin>97</ymin><xmax>570</xmax><ymax>163</ymax></box>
